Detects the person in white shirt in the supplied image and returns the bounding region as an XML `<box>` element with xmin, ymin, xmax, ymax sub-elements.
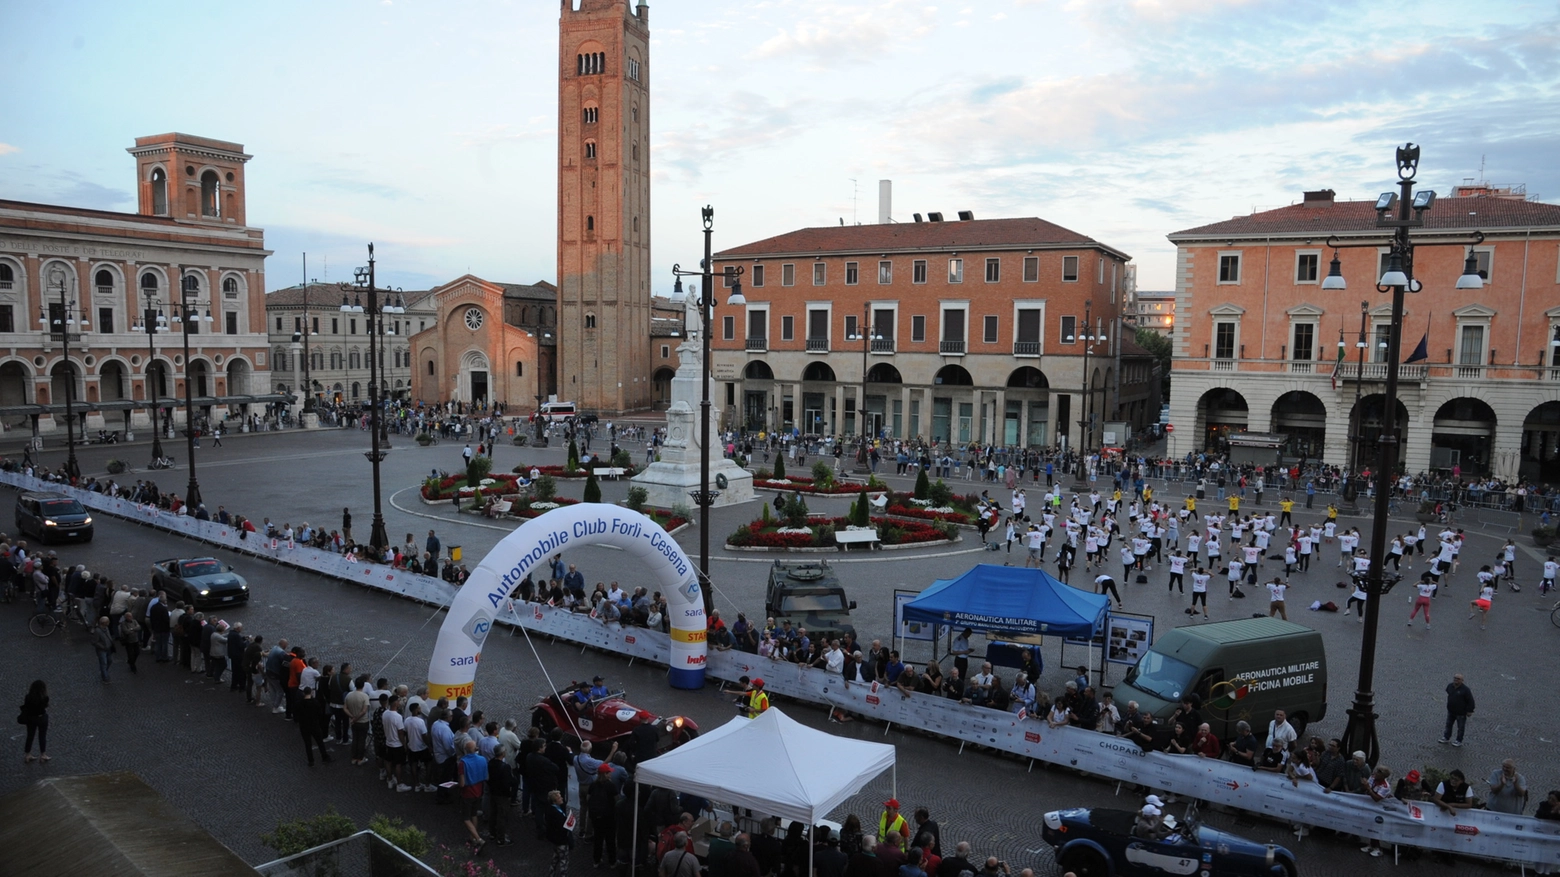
<box><xmin>1266</xmin><ymin>710</ymin><xmax>1298</xmax><ymax>751</ymax></box>
<box><xmin>404</xmin><ymin>702</ymin><xmax>432</xmax><ymax>790</ymax></box>
<box><xmin>1167</xmin><ymin>551</ymin><xmax>1188</xmax><ymax>594</ymax></box>
<box><xmin>1542</xmin><ymin>556</ymin><xmax>1558</xmax><ymax>596</ymax></box>
<box><xmin>1283</xmin><ymin>544</ymin><xmax>1298</xmax><ymax>575</ymax></box>
<box><xmin>381</xmin><ymin>696</ymin><xmax>410</xmax><ymax>792</ymax></box>
<box><xmin>1227</xmin><ymin>558</ymin><xmax>1244</xmax><ymax>598</ymax></box>
<box><xmin>1096</xmin><ymin>573</ymin><xmax>1122</xmax><ymax>608</ymax></box>
<box><xmin>1120</xmin><ymin>545</ymin><xmax>1137</xmax><ymax>583</ymax></box>
<box><xmin>1408</xmin><ymin>573</ymin><xmax>1437</xmax><ymax>629</ymax></box>
<box><xmin>1339</xmin><ymin>529</ymin><xmax>1358</xmax><ymax>567</ymax></box>
<box><xmin>1297</xmin><ymin>533</ymin><xmax>1314</xmax><ymax>572</ymax></box>
<box><xmin>1190</xmin><ymin>568</ymin><xmax>1210</xmax><ymax>618</ymax></box>
<box><xmin>1266</xmin><ymin>577</ymin><xmax>1288</xmax><ymax>619</ymax></box>
<box><xmin>1469</xmin><ymin>581</ymin><xmax>1496</xmax><ymax>629</ymax></box>
<box><xmin>1345</xmin><ymin>575</ymin><xmax>1368</xmax><ymax>619</ymax></box>
<box><xmin>1187</xmin><ymin>530</ymin><xmax>1202</xmax><ymax>561</ymax></box>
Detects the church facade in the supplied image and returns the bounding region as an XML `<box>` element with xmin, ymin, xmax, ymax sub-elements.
<box><xmin>407</xmin><ymin>276</ymin><xmax>553</xmax><ymax>409</ymax></box>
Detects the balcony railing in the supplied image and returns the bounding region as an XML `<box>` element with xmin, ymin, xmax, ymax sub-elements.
<box><xmin>1212</xmin><ymin>358</ymin><xmax>1235</xmax><ymax>371</ymax></box>
<box><xmin>939</xmin><ymin>340</ymin><xmax>965</xmax><ymax>354</ymax></box>
<box><xmin>1335</xmin><ymin>362</ymin><xmax>1429</xmax><ymax>382</ymax></box>
<box><xmin>1013</xmin><ymin>341</ymin><xmax>1041</xmax><ymax>356</ymax></box>
<box><xmin>871</xmin><ymin>338</ymin><xmax>895</xmax><ymax>353</ymax></box>
<box><xmin>1288</xmin><ymin>360</ymin><xmax>1313</xmax><ymax>374</ymax></box>
<box><xmin>805</xmin><ymin>337</ymin><xmax>829</xmax><ymax>352</ymax></box>
<box><xmin>1551</xmin><ymin>368</ymin><xmax>1560</xmax><ymax>381</ymax></box>
<box><xmin>745</xmin><ymin>338</ymin><xmax>767</xmax><ymax>352</ymax></box>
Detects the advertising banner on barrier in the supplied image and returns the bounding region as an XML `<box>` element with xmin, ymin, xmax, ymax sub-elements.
<box><xmin>19</xmin><ymin>471</ymin><xmax>1554</xmax><ymax>869</ymax></box>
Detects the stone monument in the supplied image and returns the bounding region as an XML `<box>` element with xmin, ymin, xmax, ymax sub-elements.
<box><xmin>631</xmin><ymin>311</ymin><xmax>754</xmax><ymax>510</ymax></box>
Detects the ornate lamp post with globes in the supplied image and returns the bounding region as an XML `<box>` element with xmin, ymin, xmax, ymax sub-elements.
<box><xmin>1321</xmin><ymin>144</ymin><xmax>1486</xmax><ymax>764</ymax></box>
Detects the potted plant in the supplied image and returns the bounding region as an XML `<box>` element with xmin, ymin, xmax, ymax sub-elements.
<box><xmin>1533</xmin><ymin>525</ymin><xmax>1557</xmax><ymax>548</ymax></box>
<box><xmin>415</xmin><ymin>433</ymin><xmax>434</xmax><ymax>446</ymax></box>
<box><xmin>105</xmin><ymin>459</ymin><xmax>127</xmax><ymax>475</ymax></box>
<box><xmin>1415</xmin><ymin>499</ymin><xmax>1438</xmax><ymax>523</ymax></box>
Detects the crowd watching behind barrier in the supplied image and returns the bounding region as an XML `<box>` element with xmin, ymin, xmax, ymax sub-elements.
<box><xmin>10</xmin><ymin>535</ymin><xmax>1055</xmax><ymax>877</ymax></box>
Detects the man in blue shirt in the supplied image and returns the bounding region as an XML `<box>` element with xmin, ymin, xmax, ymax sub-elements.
<box><xmin>563</xmin><ymin>565</ymin><xmax>586</xmax><ymax>600</ymax></box>
<box><xmin>430</xmin><ymin>713</ymin><xmax>457</xmax><ymax>803</ymax></box>
<box><xmin>885</xmin><ymin>651</ymin><xmax>905</xmax><ymax>687</ymax></box>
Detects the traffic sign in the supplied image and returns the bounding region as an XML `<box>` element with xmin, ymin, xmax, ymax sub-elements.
<box><xmin>1165</xmin><ymin>424</ymin><xmax>1175</xmax><ymax>433</ymax></box>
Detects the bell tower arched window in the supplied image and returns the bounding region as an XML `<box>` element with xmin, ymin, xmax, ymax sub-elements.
<box><xmin>200</xmin><ymin>170</ymin><xmax>220</xmax><ymax>217</ymax></box>
<box><xmin>151</xmin><ymin>168</ymin><xmax>168</xmax><ymax>215</ymax></box>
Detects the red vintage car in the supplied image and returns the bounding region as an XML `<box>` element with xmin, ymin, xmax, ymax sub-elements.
<box><xmin>531</xmin><ymin>682</ymin><xmax>699</xmax><ymax>753</ymax></box>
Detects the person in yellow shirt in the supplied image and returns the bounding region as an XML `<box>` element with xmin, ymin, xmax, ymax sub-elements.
<box><xmin>879</xmin><ymin>798</ymin><xmax>909</xmax><ymax>844</ymax></box>
<box><xmin>745</xmin><ymin>678</ymin><xmax>770</xmax><ymax>717</ymax></box>
<box><xmin>1184</xmin><ymin>495</ymin><xmax>1198</xmax><ymax>520</ymax></box>
<box><xmin>1326</xmin><ymin>503</ymin><xmax>1339</xmax><ymax>523</ymax></box>
<box><xmin>1142</xmin><ymin>485</ymin><xmax>1154</xmax><ymax>504</ymax></box>
<box><xmin>1228</xmin><ymin>494</ymin><xmax>1240</xmax><ymax>513</ymax></box>
<box><xmin>1279</xmin><ymin>497</ymin><xmax>1295</xmax><ymax>526</ymax></box>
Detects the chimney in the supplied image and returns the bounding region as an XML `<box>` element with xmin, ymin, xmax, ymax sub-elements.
<box><xmin>927</xmin><ymin>212</ymin><xmax>944</xmax><ymax>222</ymax></box>
<box><xmin>878</xmin><ymin>180</ymin><xmax>892</xmax><ymax>224</ymax></box>
<box><xmin>1302</xmin><ymin>189</ymin><xmax>1336</xmax><ymax>206</ymax></box>
<box><xmin>957</xmin><ymin>210</ymin><xmax>975</xmax><ymax>221</ymax></box>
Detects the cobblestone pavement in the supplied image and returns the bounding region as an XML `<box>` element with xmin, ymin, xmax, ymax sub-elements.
<box><xmin>2</xmin><ymin>429</ymin><xmax>1550</xmax><ymax>874</ymax></box>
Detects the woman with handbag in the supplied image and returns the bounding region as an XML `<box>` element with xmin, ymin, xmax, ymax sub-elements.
<box><xmin>18</xmin><ymin>679</ymin><xmax>49</xmax><ymax>762</ymax></box>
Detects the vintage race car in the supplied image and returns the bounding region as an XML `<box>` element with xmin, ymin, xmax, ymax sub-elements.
<box><xmin>1041</xmin><ymin>807</ymin><xmax>1298</xmax><ymax>877</ymax></box>
<box><xmin>531</xmin><ymin>682</ymin><xmax>698</xmax><ymax>753</ymax></box>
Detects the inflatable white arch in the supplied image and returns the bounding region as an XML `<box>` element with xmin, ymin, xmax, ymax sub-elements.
<box><xmin>427</xmin><ymin>504</ymin><xmax>707</xmax><ymax>699</ymax></box>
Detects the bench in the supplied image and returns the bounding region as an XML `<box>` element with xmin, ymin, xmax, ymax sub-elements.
<box><xmin>489</xmin><ymin>500</ymin><xmax>512</xmax><ymax>517</ymax></box>
<box><xmin>596</xmin><ymin>467</ymin><xmax>627</xmax><ymax>480</ymax></box>
<box><xmin>834</xmin><ymin>528</ymin><xmax>880</xmax><ymax>551</ymax></box>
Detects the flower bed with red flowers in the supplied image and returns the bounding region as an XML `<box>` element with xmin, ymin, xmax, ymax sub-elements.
<box><xmin>511</xmin><ymin>462</ymin><xmax>638</xmax><ymax>480</ymax></box>
<box><xmin>646</xmin><ymin>510</ymin><xmax>690</xmax><ymax>531</ymax></box>
<box><xmin>751</xmin><ymin>475</ymin><xmax>866</xmax><ymax>495</ymax></box>
<box><xmin>884</xmin><ymin>503</ymin><xmax>976</xmax><ymax>525</ymax></box>
<box><xmin>727</xmin><ymin>515</ymin><xmax>955</xmax><ymax>549</ymax></box>
<box><xmin>421</xmin><ymin>473</ymin><xmax>522</xmax><ymax>501</ymax></box>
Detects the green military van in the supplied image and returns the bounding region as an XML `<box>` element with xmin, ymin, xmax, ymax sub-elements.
<box><xmin>1115</xmin><ymin>618</ymin><xmax>1327</xmax><ymax>739</ymax></box>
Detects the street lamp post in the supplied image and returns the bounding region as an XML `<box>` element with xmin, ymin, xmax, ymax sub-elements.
<box><xmin>1324</xmin><ymin>144</ymin><xmax>1486</xmax><ymax>764</ymax></box>
<box><xmin>44</xmin><ymin>267</ymin><xmax>84</xmax><ymax>481</ymax></box>
<box><xmin>670</xmin><ymin>206</ymin><xmax>745</xmax><ymax>618</ymax></box>
<box><xmin>847</xmin><ymin>302</ymin><xmax>881</xmax><ymax>471</ymax></box>
<box><xmin>174</xmin><ymin>270</ymin><xmax>211</xmax><ymax>507</ymax></box>
<box><xmin>136</xmin><ymin>287</ymin><xmax>168</xmax><ymax>463</ymax></box>
<box><xmin>343</xmin><ymin>243</ymin><xmax>398</xmax><ymax>558</ymax></box>
<box><xmin>1070</xmin><ymin>301</ymin><xmax>1107</xmax><ymax>481</ymax></box>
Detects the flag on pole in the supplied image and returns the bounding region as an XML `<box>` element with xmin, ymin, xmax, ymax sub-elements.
<box><xmin>1404</xmin><ymin>313</ymin><xmax>1430</xmax><ymax>363</ymax></box>
<box><xmin>1331</xmin><ymin>339</ymin><xmax>1347</xmax><ymax>390</ymax></box>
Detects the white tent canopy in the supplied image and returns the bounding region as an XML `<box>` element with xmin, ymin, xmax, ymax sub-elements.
<box><xmin>635</xmin><ymin>708</ymin><xmax>897</xmax><ymax>826</ymax></box>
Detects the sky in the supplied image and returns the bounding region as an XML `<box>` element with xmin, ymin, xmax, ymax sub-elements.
<box><xmin>2</xmin><ymin>0</ymin><xmax>1557</xmax><ymax>294</ymax></box>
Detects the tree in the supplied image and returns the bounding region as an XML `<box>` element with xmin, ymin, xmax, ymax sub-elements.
<box><xmin>261</xmin><ymin>806</ymin><xmax>357</xmax><ymax>856</ymax></box>
<box><xmin>583</xmin><ymin>469</ymin><xmax>602</xmax><ymax>503</ymax></box>
<box><xmin>914</xmin><ymin>469</ymin><xmax>931</xmax><ymax>500</ymax></box>
<box><xmin>1135</xmin><ymin>326</ymin><xmax>1173</xmax><ymax>400</ymax></box>
<box><xmin>566</xmin><ymin>438</ymin><xmax>580</xmax><ymax>472</ymax></box>
<box><xmin>773</xmin><ymin>453</ymin><xmax>786</xmax><ymax>479</ymax></box>
<box><xmin>852</xmin><ymin>488</ymin><xmax>870</xmax><ymax>527</ymax></box>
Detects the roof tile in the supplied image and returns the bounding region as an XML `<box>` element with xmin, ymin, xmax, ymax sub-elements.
<box><xmin>1169</xmin><ymin>195</ymin><xmax>1560</xmax><ymax>240</ymax></box>
<box><xmin>716</xmin><ymin>217</ymin><xmax>1128</xmax><ymax>259</ymax></box>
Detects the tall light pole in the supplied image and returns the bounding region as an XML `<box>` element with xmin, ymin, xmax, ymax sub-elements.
<box><xmin>1071</xmin><ymin>300</ymin><xmax>1106</xmax><ymax>480</ymax></box>
<box><xmin>671</xmin><ymin>206</ymin><xmax>745</xmax><ymax>618</ymax></box>
<box><xmin>343</xmin><ymin>243</ymin><xmax>396</xmax><ymax>557</ymax></box>
<box><xmin>1323</xmin><ymin>144</ymin><xmax>1486</xmax><ymax>764</ymax></box>
<box><xmin>847</xmin><ymin>301</ymin><xmax>881</xmax><ymax>470</ymax></box>
<box><xmin>174</xmin><ymin>269</ymin><xmax>211</xmax><ymax>506</ymax></box>
<box><xmin>135</xmin><ymin>281</ymin><xmax>168</xmax><ymax>463</ymax></box>
<box><xmin>301</xmin><ymin>253</ymin><xmax>315</xmax><ymax>415</ymax></box>
<box><xmin>43</xmin><ymin>266</ymin><xmax>84</xmax><ymax>481</ymax></box>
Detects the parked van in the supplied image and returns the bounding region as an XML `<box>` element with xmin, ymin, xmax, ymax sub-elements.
<box><xmin>533</xmin><ymin>401</ymin><xmax>577</xmax><ymax>423</ymax></box>
<box><xmin>1115</xmin><ymin>617</ymin><xmax>1327</xmax><ymax>740</ymax></box>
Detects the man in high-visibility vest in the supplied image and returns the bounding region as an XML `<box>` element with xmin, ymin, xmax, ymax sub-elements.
<box><xmin>745</xmin><ymin>678</ymin><xmax>769</xmax><ymax>717</ymax></box>
<box><xmin>879</xmin><ymin>798</ymin><xmax>909</xmax><ymax>844</ymax></box>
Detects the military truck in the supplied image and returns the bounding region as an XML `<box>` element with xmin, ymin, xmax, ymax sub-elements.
<box><xmin>764</xmin><ymin>559</ymin><xmax>858</xmax><ymax>641</ymax></box>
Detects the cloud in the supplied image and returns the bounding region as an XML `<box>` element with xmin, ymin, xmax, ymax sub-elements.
<box><xmin>752</xmin><ymin>0</ymin><xmax>937</xmax><ymax>67</ymax></box>
<box><xmin>655</xmin><ymin>90</ymin><xmax>814</xmax><ymax>180</ymax></box>
<box><xmin>0</xmin><ymin>143</ymin><xmax>19</xmax><ymax>156</ymax></box>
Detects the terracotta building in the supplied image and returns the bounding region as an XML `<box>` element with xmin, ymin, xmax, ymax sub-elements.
<box><xmin>710</xmin><ymin>216</ymin><xmax>1137</xmax><ymax>447</ymax></box>
<box><xmin>556</xmin><ymin>0</ymin><xmax>654</xmax><ymax>414</ymax></box>
<box><xmin>407</xmin><ymin>276</ymin><xmax>553</xmax><ymax>408</ymax></box>
<box><xmin>1166</xmin><ymin>186</ymin><xmax>1560</xmax><ymax>481</ymax></box>
<box><xmin>0</xmin><ymin>133</ymin><xmax>274</xmax><ymax>440</ymax></box>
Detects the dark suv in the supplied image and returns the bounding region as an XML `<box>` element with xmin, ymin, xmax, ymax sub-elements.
<box><xmin>15</xmin><ymin>492</ymin><xmax>94</xmax><ymax>544</ymax></box>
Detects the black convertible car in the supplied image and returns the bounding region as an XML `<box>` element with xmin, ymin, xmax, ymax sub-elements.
<box><xmin>1041</xmin><ymin>806</ymin><xmax>1298</xmax><ymax>877</ymax></box>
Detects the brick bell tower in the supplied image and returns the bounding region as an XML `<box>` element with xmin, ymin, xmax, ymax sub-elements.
<box><xmin>557</xmin><ymin>0</ymin><xmax>652</xmax><ymax>415</ymax></box>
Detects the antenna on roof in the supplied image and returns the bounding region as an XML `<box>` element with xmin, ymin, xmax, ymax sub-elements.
<box><xmin>850</xmin><ymin>178</ymin><xmax>858</xmax><ymax>226</ymax></box>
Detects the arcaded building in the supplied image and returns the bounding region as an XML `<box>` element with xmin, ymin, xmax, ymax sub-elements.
<box><xmin>0</xmin><ymin>133</ymin><xmax>275</xmax><ymax>438</ymax></box>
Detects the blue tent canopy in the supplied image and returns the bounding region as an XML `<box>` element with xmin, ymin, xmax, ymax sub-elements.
<box><xmin>902</xmin><ymin>564</ymin><xmax>1110</xmax><ymax>638</ymax></box>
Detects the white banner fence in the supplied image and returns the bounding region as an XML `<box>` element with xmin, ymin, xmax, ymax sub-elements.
<box><xmin>14</xmin><ymin>470</ymin><xmax>1557</xmax><ymax>870</ymax></box>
